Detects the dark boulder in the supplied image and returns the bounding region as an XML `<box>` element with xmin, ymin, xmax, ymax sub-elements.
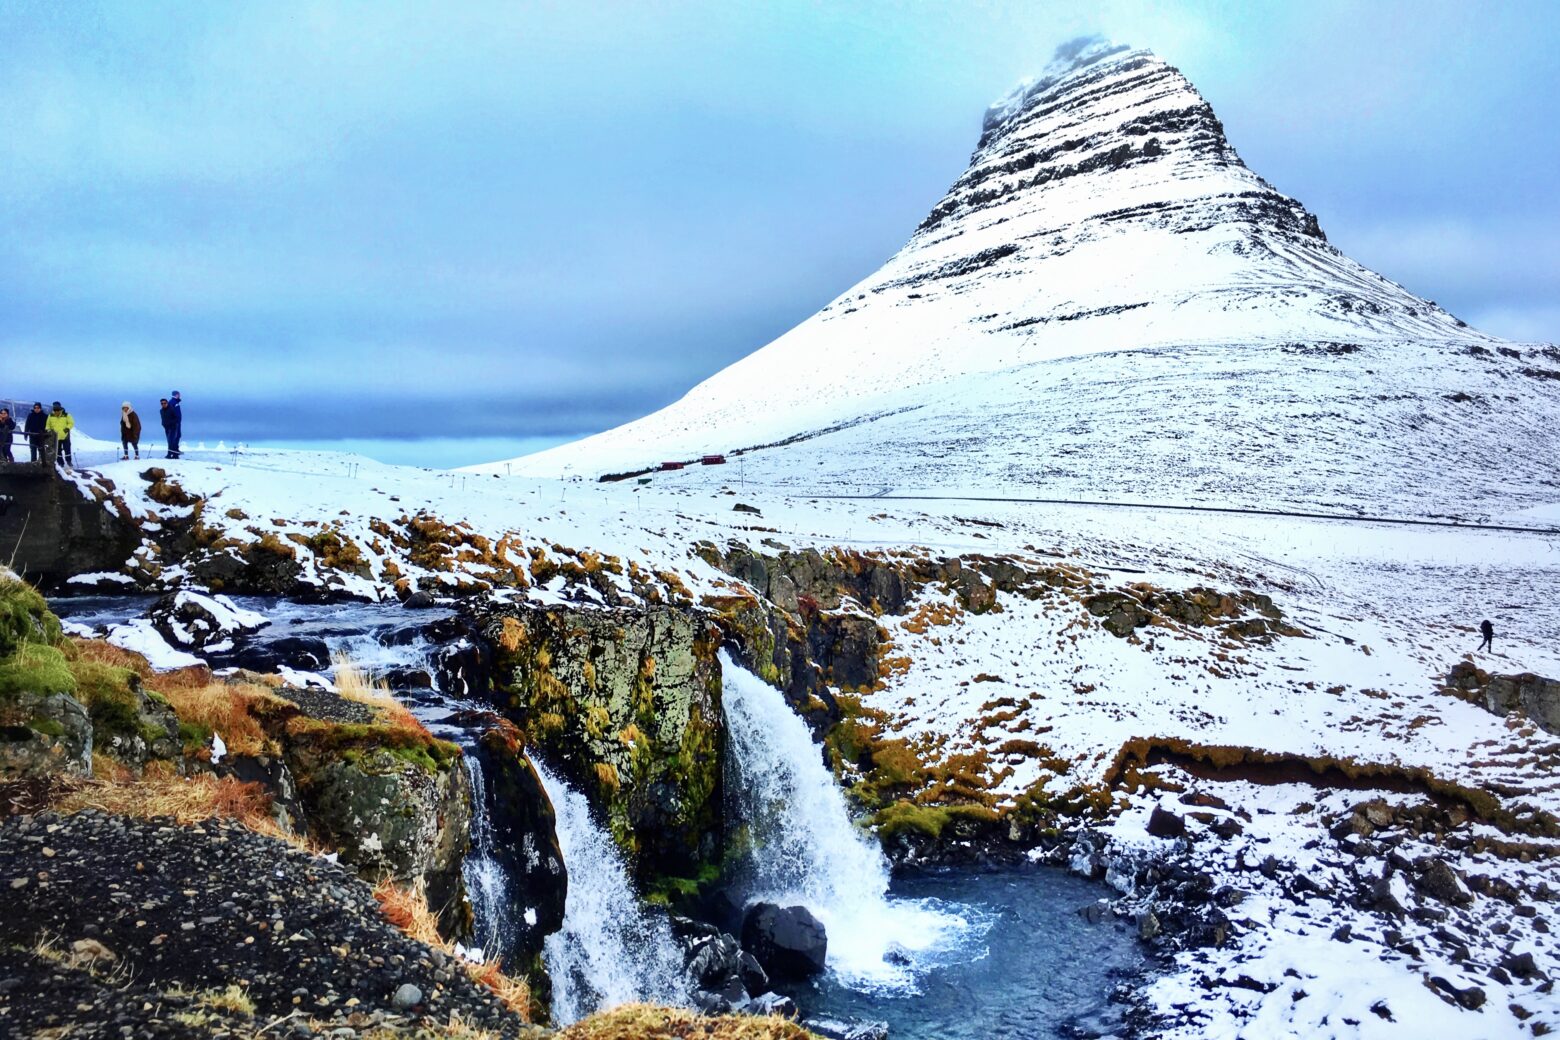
<box><xmin>402</xmin><ymin>590</ymin><xmax>439</xmax><ymax>609</ymax></box>
<box><xmin>1147</xmin><ymin>805</ymin><xmax>1187</xmax><ymax>839</ymax></box>
<box><xmin>740</xmin><ymin>902</ymin><xmax>827</xmax><ymax>981</ymax></box>
<box><xmin>471</xmin><ymin>717</ymin><xmax>567</xmax><ymax>961</ymax></box>
<box><xmin>227</xmin><ymin>635</ymin><xmax>332</xmax><ymax>674</ymax></box>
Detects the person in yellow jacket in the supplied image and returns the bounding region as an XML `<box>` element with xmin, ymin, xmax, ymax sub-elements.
<box><xmin>46</xmin><ymin>401</ymin><xmax>75</xmax><ymax>470</ymax></box>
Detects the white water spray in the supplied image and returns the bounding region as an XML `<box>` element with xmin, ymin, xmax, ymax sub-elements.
<box><xmin>535</xmin><ymin>760</ymin><xmax>689</xmax><ymax>1024</ymax></box>
<box><xmin>720</xmin><ymin>650</ymin><xmax>974</xmax><ymax>991</ymax></box>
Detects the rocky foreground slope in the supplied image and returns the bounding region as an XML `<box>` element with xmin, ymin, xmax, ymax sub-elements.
<box><xmin>498</xmin><ymin>37</ymin><xmax>1560</xmax><ymax>521</ymax></box>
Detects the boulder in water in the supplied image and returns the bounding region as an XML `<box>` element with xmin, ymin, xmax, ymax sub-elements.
<box><xmin>228</xmin><ymin>634</ymin><xmax>332</xmax><ymax>673</ymax></box>
<box><xmin>740</xmin><ymin>902</ymin><xmax>827</xmax><ymax>981</ymax></box>
<box><xmin>148</xmin><ymin>589</ymin><xmax>267</xmax><ymax>650</ymax></box>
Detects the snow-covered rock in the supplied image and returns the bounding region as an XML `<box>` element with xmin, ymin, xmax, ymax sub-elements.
<box><xmin>148</xmin><ymin>589</ymin><xmax>269</xmax><ymax>650</ymax></box>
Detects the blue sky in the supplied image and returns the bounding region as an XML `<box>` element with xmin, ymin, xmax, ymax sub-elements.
<box><xmin>3</xmin><ymin>1</ymin><xmax>1557</xmax><ymax>467</ymax></box>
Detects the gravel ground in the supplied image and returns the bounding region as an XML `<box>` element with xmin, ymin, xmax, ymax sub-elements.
<box><xmin>0</xmin><ymin>810</ymin><xmax>539</xmax><ymax>1038</ymax></box>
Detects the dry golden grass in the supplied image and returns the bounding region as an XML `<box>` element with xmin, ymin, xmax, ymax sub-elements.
<box><xmin>54</xmin><ymin>763</ymin><xmax>297</xmax><ymax>845</ymax></box>
<box><xmin>70</xmin><ymin>635</ymin><xmax>287</xmax><ymax>757</ymax></box>
<box><xmin>373</xmin><ymin>879</ymin><xmax>533</xmax><ymax>1023</ymax></box>
<box><xmin>561</xmin><ymin>1004</ymin><xmax>815</xmax><ymax>1040</ymax></box>
<box><xmin>333</xmin><ymin>652</ymin><xmax>429</xmax><ymax>734</ymax></box>
<box><xmin>196</xmin><ymin>983</ymin><xmax>256</xmax><ymax>1016</ymax></box>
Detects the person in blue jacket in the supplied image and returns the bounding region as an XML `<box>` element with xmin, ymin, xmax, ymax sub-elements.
<box><xmin>162</xmin><ymin>391</ymin><xmax>183</xmax><ymax>458</ymax></box>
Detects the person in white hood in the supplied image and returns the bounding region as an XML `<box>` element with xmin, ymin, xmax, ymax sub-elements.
<box><xmin>119</xmin><ymin>402</ymin><xmax>142</xmax><ymax>461</ymax></box>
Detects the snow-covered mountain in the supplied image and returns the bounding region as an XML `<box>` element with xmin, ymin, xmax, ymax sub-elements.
<box><xmin>495</xmin><ymin>37</ymin><xmax>1559</xmax><ymax>520</ymax></box>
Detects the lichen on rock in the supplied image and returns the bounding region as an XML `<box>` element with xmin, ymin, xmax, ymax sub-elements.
<box><xmin>477</xmin><ymin>602</ymin><xmax>724</xmax><ymax>880</ymax></box>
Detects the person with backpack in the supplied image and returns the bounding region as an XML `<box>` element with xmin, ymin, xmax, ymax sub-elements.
<box><xmin>46</xmin><ymin>401</ymin><xmax>75</xmax><ymax>470</ymax></box>
<box><xmin>120</xmin><ymin>402</ymin><xmax>142</xmax><ymax>460</ymax></box>
<box><xmin>0</xmin><ymin>408</ymin><xmax>15</xmax><ymax>464</ymax></box>
<box><xmin>23</xmin><ymin>402</ymin><xmax>47</xmax><ymax>462</ymax></box>
<box><xmin>1477</xmin><ymin>619</ymin><xmax>1495</xmax><ymax>654</ymax></box>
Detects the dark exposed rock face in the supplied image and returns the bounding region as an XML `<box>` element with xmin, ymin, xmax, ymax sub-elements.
<box><xmin>740</xmin><ymin>902</ymin><xmax>828</xmax><ymax>981</ymax></box>
<box><xmin>670</xmin><ymin>915</ymin><xmax>773</xmax><ymax>1014</ymax></box>
<box><xmin>0</xmin><ymin>470</ymin><xmax>142</xmax><ymax>590</ymax></box>
<box><xmin>476</xmin><ymin>602</ymin><xmax>724</xmax><ymax>880</ymax></box>
<box><xmin>1445</xmin><ymin>661</ymin><xmax>1560</xmax><ymax>735</ymax></box>
<box><xmin>469</xmin><ymin>714</ymin><xmax>568</xmax><ymax>961</ymax></box>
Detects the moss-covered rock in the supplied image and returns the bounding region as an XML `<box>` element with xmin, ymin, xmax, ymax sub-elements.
<box><xmin>69</xmin><ymin>658</ymin><xmax>182</xmax><ymax>767</ymax></box>
<box><xmin>478</xmin><ymin>603</ymin><xmax>724</xmax><ymax>880</ymax></box>
<box><xmin>0</xmin><ymin>689</ymin><xmax>92</xmax><ymax>779</ymax></box>
<box><xmin>0</xmin><ymin>574</ymin><xmax>64</xmax><ymax>657</ymax></box>
<box><xmin>286</xmin><ymin>729</ymin><xmax>472</xmax><ymax>921</ymax></box>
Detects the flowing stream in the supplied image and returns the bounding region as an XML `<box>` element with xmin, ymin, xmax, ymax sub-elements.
<box><xmin>55</xmin><ymin>596</ymin><xmax>1148</xmax><ymax>1037</ymax></box>
<box><xmin>534</xmin><ymin>760</ymin><xmax>690</xmax><ymax>1024</ymax></box>
<box><xmin>720</xmin><ymin>651</ymin><xmax>980</xmax><ymax>991</ymax></box>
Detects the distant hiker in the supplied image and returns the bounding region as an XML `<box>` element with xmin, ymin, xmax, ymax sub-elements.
<box><xmin>120</xmin><ymin>402</ymin><xmax>142</xmax><ymax>460</ymax></box>
<box><xmin>1478</xmin><ymin>619</ymin><xmax>1494</xmax><ymax>653</ymax></box>
<box><xmin>24</xmin><ymin>402</ymin><xmax>47</xmax><ymax>462</ymax></box>
<box><xmin>46</xmin><ymin>401</ymin><xmax>75</xmax><ymax>470</ymax></box>
<box><xmin>0</xmin><ymin>408</ymin><xmax>14</xmax><ymax>463</ymax></box>
<box><xmin>164</xmin><ymin>390</ymin><xmax>183</xmax><ymax>459</ymax></box>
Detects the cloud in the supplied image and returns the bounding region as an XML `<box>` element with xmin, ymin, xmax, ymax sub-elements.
<box><xmin>1</xmin><ymin>0</ymin><xmax>1557</xmax><ymax>463</ymax></box>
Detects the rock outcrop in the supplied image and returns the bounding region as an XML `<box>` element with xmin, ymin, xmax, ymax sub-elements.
<box><xmin>478</xmin><ymin>602</ymin><xmax>724</xmax><ymax>880</ymax></box>
<box><xmin>467</xmin><ymin>713</ymin><xmax>568</xmax><ymax>961</ymax></box>
<box><xmin>739</xmin><ymin>902</ymin><xmax>828</xmax><ymax>981</ymax></box>
<box><xmin>1444</xmin><ymin>662</ymin><xmax>1560</xmax><ymax>735</ymax></box>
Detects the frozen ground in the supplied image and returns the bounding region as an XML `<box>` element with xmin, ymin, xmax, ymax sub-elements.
<box><xmin>57</xmin><ymin>437</ymin><xmax>1560</xmax><ymax>1036</ymax></box>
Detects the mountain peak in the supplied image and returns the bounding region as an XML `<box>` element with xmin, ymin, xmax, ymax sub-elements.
<box><xmin>983</xmin><ymin>35</ymin><xmax>1134</xmax><ymax>133</ymax></box>
<box><xmin>500</xmin><ymin>38</ymin><xmax>1547</xmax><ymax>520</ymax></box>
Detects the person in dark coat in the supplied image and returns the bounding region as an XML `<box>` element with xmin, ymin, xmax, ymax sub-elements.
<box><xmin>24</xmin><ymin>402</ymin><xmax>47</xmax><ymax>462</ymax></box>
<box><xmin>165</xmin><ymin>390</ymin><xmax>183</xmax><ymax>459</ymax></box>
<box><xmin>120</xmin><ymin>402</ymin><xmax>142</xmax><ymax>460</ymax></box>
<box><xmin>0</xmin><ymin>408</ymin><xmax>14</xmax><ymax>464</ymax></box>
<box><xmin>159</xmin><ymin>397</ymin><xmax>176</xmax><ymax>459</ymax></box>
<box><xmin>1478</xmin><ymin>619</ymin><xmax>1494</xmax><ymax>653</ymax></box>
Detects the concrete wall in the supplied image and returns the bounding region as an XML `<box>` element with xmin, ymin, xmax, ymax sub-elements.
<box><xmin>0</xmin><ymin>461</ymin><xmax>141</xmax><ymax>589</ymax></box>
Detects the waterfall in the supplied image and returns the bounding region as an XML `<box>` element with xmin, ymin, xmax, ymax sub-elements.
<box><xmin>534</xmin><ymin>760</ymin><xmax>690</xmax><ymax>1025</ymax></box>
<box><xmin>325</xmin><ymin>624</ymin><xmax>519</xmax><ymax>960</ymax></box>
<box><xmin>461</xmin><ymin>752</ymin><xmax>518</xmax><ymax>958</ymax></box>
<box><xmin>720</xmin><ymin>650</ymin><xmax>973</xmax><ymax>991</ymax></box>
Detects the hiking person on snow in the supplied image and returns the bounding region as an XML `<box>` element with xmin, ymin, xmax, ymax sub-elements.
<box><xmin>164</xmin><ymin>390</ymin><xmax>183</xmax><ymax>459</ymax></box>
<box><xmin>46</xmin><ymin>402</ymin><xmax>75</xmax><ymax>470</ymax></box>
<box><xmin>0</xmin><ymin>408</ymin><xmax>14</xmax><ymax>464</ymax></box>
<box><xmin>160</xmin><ymin>396</ymin><xmax>179</xmax><ymax>459</ymax></box>
<box><xmin>120</xmin><ymin>402</ymin><xmax>142</xmax><ymax>461</ymax></box>
<box><xmin>1477</xmin><ymin>619</ymin><xmax>1494</xmax><ymax>654</ymax></box>
<box><xmin>24</xmin><ymin>403</ymin><xmax>47</xmax><ymax>462</ymax></box>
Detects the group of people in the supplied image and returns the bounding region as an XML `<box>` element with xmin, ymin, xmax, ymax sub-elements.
<box><xmin>0</xmin><ymin>391</ymin><xmax>184</xmax><ymax>468</ymax></box>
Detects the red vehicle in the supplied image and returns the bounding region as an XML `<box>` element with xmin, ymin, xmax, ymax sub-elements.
<box><xmin>700</xmin><ymin>454</ymin><xmax>727</xmax><ymax>465</ymax></box>
<box><xmin>659</xmin><ymin>461</ymin><xmax>686</xmax><ymax>471</ymax></box>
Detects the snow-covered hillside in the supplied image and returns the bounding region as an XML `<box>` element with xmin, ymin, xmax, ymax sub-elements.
<box><xmin>492</xmin><ymin>38</ymin><xmax>1560</xmax><ymax>520</ymax></box>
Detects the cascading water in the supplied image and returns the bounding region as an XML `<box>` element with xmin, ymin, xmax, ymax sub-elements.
<box><xmin>720</xmin><ymin>650</ymin><xmax>980</xmax><ymax>991</ymax></box>
<box><xmin>322</xmin><ymin>623</ymin><xmax>520</xmax><ymax>960</ymax></box>
<box><xmin>534</xmin><ymin>760</ymin><xmax>690</xmax><ymax>1025</ymax></box>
